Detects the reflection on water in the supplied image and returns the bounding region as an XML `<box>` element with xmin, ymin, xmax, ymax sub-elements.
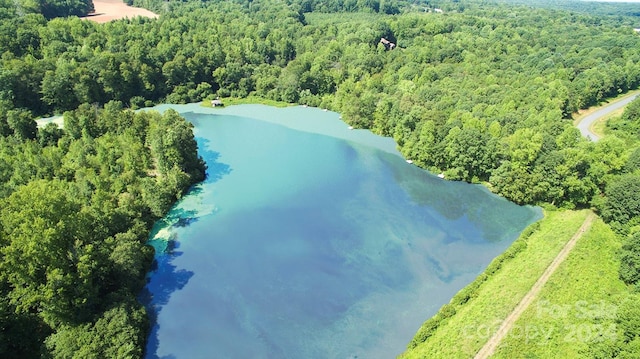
<box><xmin>143</xmin><ymin>104</ymin><xmax>542</xmax><ymax>359</ymax></box>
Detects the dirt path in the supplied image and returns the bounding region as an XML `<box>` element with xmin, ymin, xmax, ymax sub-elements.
<box><xmin>473</xmin><ymin>211</ymin><xmax>596</xmax><ymax>359</ymax></box>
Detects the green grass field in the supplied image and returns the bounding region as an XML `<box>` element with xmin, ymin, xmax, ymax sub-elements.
<box><xmin>201</xmin><ymin>96</ymin><xmax>293</xmax><ymax>108</ymax></box>
<box><xmin>400</xmin><ymin>210</ymin><xmax>595</xmax><ymax>358</ymax></box>
<box><xmin>591</xmin><ymin>108</ymin><xmax>623</xmax><ymax>139</ymax></box>
<box><xmin>491</xmin><ymin>218</ymin><xmax>625</xmax><ymax>358</ymax></box>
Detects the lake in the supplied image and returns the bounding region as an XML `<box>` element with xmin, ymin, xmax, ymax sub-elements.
<box><xmin>142</xmin><ymin>104</ymin><xmax>541</xmax><ymax>359</ymax></box>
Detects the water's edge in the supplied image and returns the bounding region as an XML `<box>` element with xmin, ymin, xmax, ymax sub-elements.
<box><xmin>141</xmin><ymin>103</ymin><xmax>542</xmax><ymax>359</ymax></box>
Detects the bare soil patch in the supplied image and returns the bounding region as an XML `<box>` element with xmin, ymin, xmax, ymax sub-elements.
<box><xmin>83</xmin><ymin>0</ymin><xmax>158</xmax><ymax>23</ymax></box>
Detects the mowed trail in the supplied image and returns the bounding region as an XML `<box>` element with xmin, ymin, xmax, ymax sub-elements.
<box><xmin>473</xmin><ymin>211</ymin><xmax>596</xmax><ymax>359</ymax></box>
<box><xmin>83</xmin><ymin>0</ymin><xmax>158</xmax><ymax>23</ymax></box>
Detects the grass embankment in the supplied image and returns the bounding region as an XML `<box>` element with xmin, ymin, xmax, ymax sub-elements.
<box><xmin>399</xmin><ymin>210</ymin><xmax>595</xmax><ymax>358</ymax></box>
<box><xmin>590</xmin><ymin>108</ymin><xmax>623</xmax><ymax>139</ymax></box>
<box><xmin>492</xmin><ymin>217</ymin><xmax>625</xmax><ymax>358</ymax></box>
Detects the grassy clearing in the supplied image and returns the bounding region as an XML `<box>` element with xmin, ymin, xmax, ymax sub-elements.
<box><xmin>304</xmin><ymin>11</ymin><xmax>387</xmax><ymax>25</ymax></box>
<box><xmin>590</xmin><ymin>107</ymin><xmax>624</xmax><ymax>139</ymax></box>
<box><xmin>200</xmin><ymin>96</ymin><xmax>293</xmax><ymax>108</ymax></box>
<box><xmin>400</xmin><ymin>210</ymin><xmax>590</xmax><ymax>359</ymax></box>
<box><xmin>492</xmin><ymin>217</ymin><xmax>625</xmax><ymax>358</ymax></box>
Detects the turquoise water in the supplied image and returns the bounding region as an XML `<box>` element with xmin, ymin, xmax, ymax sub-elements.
<box><xmin>142</xmin><ymin>104</ymin><xmax>541</xmax><ymax>359</ymax></box>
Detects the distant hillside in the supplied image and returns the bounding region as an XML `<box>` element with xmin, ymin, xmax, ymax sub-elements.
<box><xmin>491</xmin><ymin>0</ymin><xmax>640</xmax><ymax>19</ymax></box>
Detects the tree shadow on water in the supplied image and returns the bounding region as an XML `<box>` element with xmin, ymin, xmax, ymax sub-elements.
<box><xmin>196</xmin><ymin>137</ymin><xmax>231</xmax><ymax>184</ymax></box>
<box><xmin>148</xmin><ymin>136</ymin><xmax>231</xmax><ymax>251</ymax></box>
<box><xmin>140</xmin><ymin>240</ymin><xmax>194</xmax><ymax>359</ymax></box>
<box><xmin>161</xmin><ymin>207</ymin><xmax>200</xmax><ymax>229</ymax></box>
<box><xmin>141</xmin><ymin>137</ymin><xmax>230</xmax><ymax>358</ymax></box>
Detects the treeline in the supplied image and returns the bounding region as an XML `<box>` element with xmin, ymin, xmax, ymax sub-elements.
<box><xmin>2</xmin><ymin>0</ymin><xmax>640</xmax><ymax>355</ymax></box>
<box><xmin>2</xmin><ymin>0</ymin><xmax>640</xmax><ymax>209</ymax></box>
<box><xmin>495</xmin><ymin>0</ymin><xmax>640</xmax><ymax>19</ymax></box>
<box><xmin>599</xmin><ymin>95</ymin><xmax>640</xmax><ymax>232</ymax></box>
<box><xmin>0</xmin><ymin>103</ymin><xmax>205</xmax><ymax>357</ymax></box>
<box><xmin>566</xmin><ymin>98</ymin><xmax>640</xmax><ymax>358</ymax></box>
<box><xmin>0</xmin><ymin>0</ymin><xmax>94</xmax><ymax>19</ymax></box>
<box><xmin>597</xmin><ymin>98</ymin><xmax>640</xmax><ymax>235</ymax></box>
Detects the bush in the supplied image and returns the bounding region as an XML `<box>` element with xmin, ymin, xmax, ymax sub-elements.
<box><xmin>620</xmin><ymin>233</ymin><xmax>640</xmax><ymax>287</ymax></box>
<box><xmin>600</xmin><ymin>174</ymin><xmax>640</xmax><ymax>225</ymax></box>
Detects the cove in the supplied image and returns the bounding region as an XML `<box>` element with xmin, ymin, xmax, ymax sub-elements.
<box><xmin>142</xmin><ymin>104</ymin><xmax>542</xmax><ymax>359</ymax></box>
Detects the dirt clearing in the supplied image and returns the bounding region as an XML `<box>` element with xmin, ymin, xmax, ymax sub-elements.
<box><xmin>83</xmin><ymin>0</ymin><xmax>158</xmax><ymax>23</ymax></box>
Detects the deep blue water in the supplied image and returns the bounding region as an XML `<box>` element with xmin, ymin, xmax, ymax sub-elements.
<box><xmin>142</xmin><ymin>104</ymin><xmax>541</xmax><ymax>359</ymax></box>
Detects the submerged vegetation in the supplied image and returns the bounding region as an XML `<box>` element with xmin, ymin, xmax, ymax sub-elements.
<box><xmin>2</xmin><ymin>0</ymin><xmax>640</xmax><ymax>357</ymax></box>
<box><xmin>401</xmin><ymin>210</ymin><xmax>590</xmax><ymax>358</ymax></box>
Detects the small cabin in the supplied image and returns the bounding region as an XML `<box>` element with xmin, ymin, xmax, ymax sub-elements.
<box><xmin>380</xmin><ymin>37</ymin><xmax>396</xmax><ymax>50</ymax></box>
<box><xmin>211</xmin><ymin>99</ymin><xmax>224</xmax><ymax>107</ymax></box>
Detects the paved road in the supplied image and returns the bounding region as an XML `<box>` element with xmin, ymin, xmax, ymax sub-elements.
<box><xmin>577</xmin><ymin>93</ymin><xmax>640</xmax><ymax>141</ymax></box>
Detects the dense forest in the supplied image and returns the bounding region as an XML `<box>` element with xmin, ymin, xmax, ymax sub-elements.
<box><xmin>1</xmin><ymin>0</ymin><xmax>95</xmax><ymax>19</ymax></box>
<box><xmin>3</xmin><ymin>0</ymin><xmax>640</xmax><ymax>208</ymax></box>
<box><xmin>2</xmin><ymin>0</ymin><xmax>640</xmax><ymax>357</ymax></box>
<box><xmin>496</xmin><ymin>0</ymin><xmax>640</xmax><ymax>18</ymax></box>
<box><xmin>0</xmin><ymin>103</ymin><xmax>205</xmax><ymax>357</ymax></box>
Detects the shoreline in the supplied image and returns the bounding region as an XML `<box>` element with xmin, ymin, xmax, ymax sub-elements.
<box><xmin>149</xmin><ymin>103</ymin><xmax>403</xmax><ymax>157</ymax></box>
<box><xmin>141</xmin><ymin>103</ymin><xmax>541</xmax><ymax>358</ymax></box>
